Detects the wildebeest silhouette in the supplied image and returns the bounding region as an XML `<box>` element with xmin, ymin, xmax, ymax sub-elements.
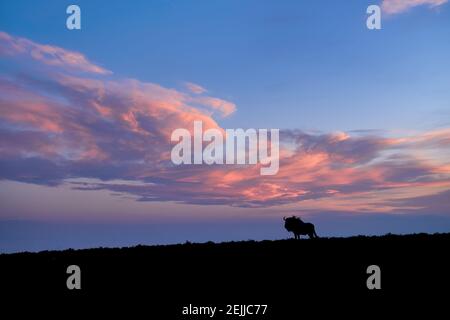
<box><xmin>283</xmin><ymin>216</ymin><xmax>318</xmax><ymax>239</ymax></box>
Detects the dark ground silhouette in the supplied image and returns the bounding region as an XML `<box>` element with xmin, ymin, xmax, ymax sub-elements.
<box><xmin>1</xmin><ymin>233</ymin><xmax>449</xmax><ymax>317</ymax></box>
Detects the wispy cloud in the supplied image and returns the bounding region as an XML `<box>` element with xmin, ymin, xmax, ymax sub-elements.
<box><xmin>193</xmin><ymin>96</ymin><xmax>236</xmax><ymax>117</ymax></box>
<box><xmin>0</xmin><ymin>31</ymin><xmax>111</xmax><ymax>74</ymax></box>
<box><xmin>184</xmin><ymin>82</ymin><xmax>207</xmax><ymax>94</ymax></box>
<box><xmin>1</xmin><ymin>31</ymin><xmax>449</xmax><ymax>214</ymax></box>
<box><xmin>183</xmin><ymin>82</ymin><xmax>236</xmax><ymax>117</ymax></box>
<box><xmin>381</xmin><ymin>0</ymin><xmax>448</xmax><ymax>15</ymax></box>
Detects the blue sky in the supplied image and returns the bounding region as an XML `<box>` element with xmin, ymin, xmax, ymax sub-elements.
<box><xmin>2</xmin><ymin>0</ymin><xmax>449</xmax><ymax>131</ymax></box>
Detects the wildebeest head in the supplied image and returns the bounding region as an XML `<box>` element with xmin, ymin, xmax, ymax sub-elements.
<box><xmin>283</xmin><ymin>216</ymin><xmax>303</xmax><ymax>232</ymax></box>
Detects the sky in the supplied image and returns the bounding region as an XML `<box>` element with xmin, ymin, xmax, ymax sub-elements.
<box><xmin>1</xmin><ymin>0</ymin><xmax>450</xmax><ymax>252</ymax></box>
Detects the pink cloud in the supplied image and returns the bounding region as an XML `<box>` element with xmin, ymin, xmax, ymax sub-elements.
<box><xmin>194</xmin><ymin>96</ymin><xmax>237</xmax><ymax>117</ymax></box>
<box><xmin>0</xmin><ymin>31</ymin><xmax>236</xmax><ymax>162</ymax></box>
<box><xmin>0</xmin><ymin>31</ymin><xmax>111</xmax><ymax>74</ymax></box>
<box><xmin>0</xmin><ymin>31</ymin><xmax>449</xmax><ymax>214</ymax></box>
<box><xmin>184</xmin><ymin>82</ymin><xmax>207</xmax><ymax>94</ymax></box>
<box><xmin>382</xmin><ymin>0</ymin><xmax>448</xmax><ymax>15</ymax></box>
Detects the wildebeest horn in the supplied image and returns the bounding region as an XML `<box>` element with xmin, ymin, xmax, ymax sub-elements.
<box><xmin>283</xmin><ymin>216</ymin><xmax>286</xmax><ymax>221</ymax></box>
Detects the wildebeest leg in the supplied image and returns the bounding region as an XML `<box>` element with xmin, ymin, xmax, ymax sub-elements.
<box><xmin>313</xmin><ymin>229</ymin><xmax>319</xmax><ymax>238</ymax></box>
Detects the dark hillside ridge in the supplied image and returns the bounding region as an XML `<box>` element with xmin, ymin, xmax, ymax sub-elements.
<box><xmin>1</xmin><ymin>233</ymin><xmax>449</xmax><ymax>317</ymax></box>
